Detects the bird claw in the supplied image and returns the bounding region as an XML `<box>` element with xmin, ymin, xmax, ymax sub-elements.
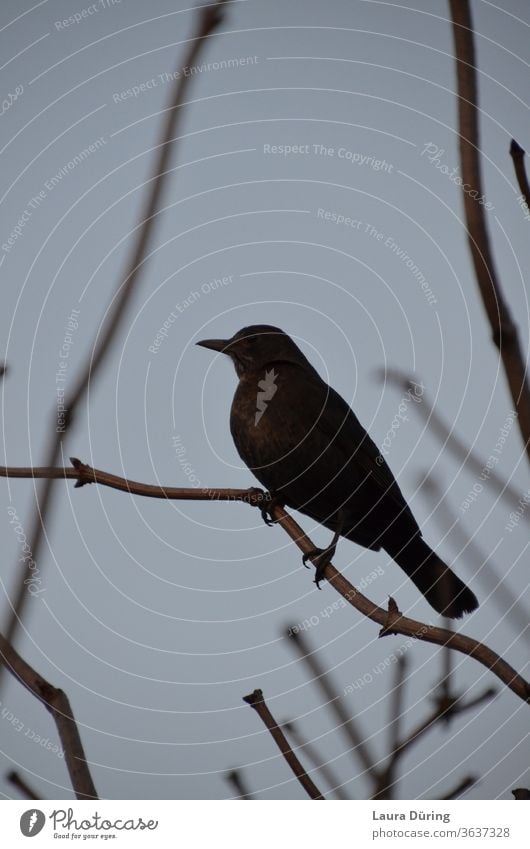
<box><xmin>258</xmin><ymin>491</ymin><xmax>284</xmax><ymax>527</ymax></box>
<box><xmin>302</xmin><ymin>546</ymin><xmax>336</xmax><ymax>589</ymax></box>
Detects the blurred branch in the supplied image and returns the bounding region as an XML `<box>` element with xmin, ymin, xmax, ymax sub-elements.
<box><xmin>0</xmin><ymin>633</ymin><xmax>97</xmax><ymax>800</ymax></box>
<box><xmin>449</xmin><ymin>0</ymin><xmax>530</xmax><ymax>462</ymax></box>
<box><xmin>242</xmin><ymin>689</ymin><xmax>324</xmax><ymax>800</ymax></box>
<box><xmin>442</xmin><ymin>775</ymin><xmax>477</xmax><ymax>799</ymax></box>
<box><xmin>282</xmin><ymin>719</ymin><xmax>349</xmax><ymax>800</ymax></box>
<box><xmin>6</xmin><ymin>770</ymin><xmax>41</xmax><ymax>800</ymax></box>
<box><xmin>378</xmin><ymin>654</ymin><xmax>408</xmax><ymax>799</ymax></box>
<box><xmin>225</xmin><ymin>769</ymin><xmax>254</xmax><ymax>800</ymax></box>
<box><xmin>0</xmin><ymin>0</ymin><xmax>229</xmax><ymax>684</ymax></box>
<box><xmin>510</xmin><ymin>140</ymin><xmax>530</xmax><ymax>211</ymax></box>
<box><xmin>2</xmin><ymin>463</ymin><xmax>530</xmax><ymax>702</ymax></box>
<box><xmin>378</xmin><ymin>369</ymin><xmax>528</xmax><ymax>518</ymax></box>
<box><xmin>512</xmin><ymin>787</ymin><xmax>530</xmax><ymax>799</ymax></box>
<box><xmin>374</xmin><ymin>686</ymin><xmax>496</xmax><ymax>799</ymax></box>
<box><xmin>286</xmin><ymin>626</ymin><xmax>380</xmax><ymax>786</ymax></box>
<box><xmin>420</xmin><ymin>475</ymin><xmax>530</xmax><ymax>644</ymax></box>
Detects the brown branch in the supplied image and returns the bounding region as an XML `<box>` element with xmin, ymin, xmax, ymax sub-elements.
<box><xmin>282</xmin><ymin>719</ymin><xmax>350</xmax><ymax>800</ymax></box>
<box><xmin>242</xmin><ymin>689</ymin><xmax>325</xmax><ymax>800</ymax></box>
<box><xmin>225</xmin><ymin>769</ymin><xmax>255</xmax><ymax>800</ymax></box>
<box><xmin>378</xmin><ymin>368</ymin><xmax>527</xmax><ymax>517</ymax></box>
<box><xmin>0</xmin><ymin>633</ymin><xmax>97</xmax><ymax>800</ymax></box>
<box><xmin>420</xmin><ymin>475</ymin><xmax>530</xmax><ymax>643</ymax></box>
<box><xmin>442</xmin><ymin>775</ymin><xmax>477</xmax><ymax>800</ymax></box>
<box><xmin>510</xmin><ymin>140</ymin><xmax>530</xmax><ymax>212</ymax></box>
<box><xmin>449</xmin><ymin>0</ymin><xmax>530</xmax><ymax>461</ymax></box>
<box><xmin>0</xmin><ymin>0</ymin><xmax>229</xmax><ymax>683</ymax></box>
<box><xmin>6</xmin><ymin>770</ymin><xmax>41</xmax><ymax>800</ymax></box>
<box><xmin>2</xmin><ymin>461</ymin><xmax>529</xmax><ymax>703</ymax></box>
<box><xmin>286</xmin><ymin>627</ymin><xmax>380</xmax><ymax>786</ymax></box>
<box><xmin>275</xmin><ymin>504</ymin><xmax>529</xmax><ymax>704</ymax></box>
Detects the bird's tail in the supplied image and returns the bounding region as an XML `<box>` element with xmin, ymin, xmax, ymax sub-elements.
<box><xmin>386</xmin><ymin>534</ymin><xmax>478</xmax><ymax>619</ymax></box>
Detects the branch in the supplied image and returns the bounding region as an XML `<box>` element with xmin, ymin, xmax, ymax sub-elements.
<box><xmin>510</xmin><ymin>140</ymin><xmax>530</xmax><ymax>212</ymax></box>
<box><xmin>242</xmin><ymin>689</ymin><xmax>325</xmax><ymax>800</ymax></box>
<box><xmin>442</xmin><ymin>775</ymin><xmax>477</xmax><ymax>800</ymax></box>
<box><xmin>286</xmin><ymin>627</ymin><xmax>380</xmax><ymax>785</ymax></box>
<box><xmin>0</xmin><ymin>0</ymin><xmax>229</xmax><ymax>681</ymax></box>
<box><xmin>225</xmin><ymin>769</ymin><xmax>255</xmax><ymax>800</ymax></box>
<box><xmin>0</xmin><ymin>633</ymin><xmax>97</xmax><ymax>800</ymax></box>
<box><xmin>2</xmin><ymin>461</ymin><xmax>529</xmax><ymax>703</ymax></box>
<box><xmin>7</xmin><ymin>770</ymin><xmax>41</xmax><ymax>800</ymax></box>
<box><xmin>282</xmin><ymin>719</ymin><xmax>350</xmax><ymax>800</ymax></box>
<box><xmin>275</xmin><ymin>504</ymin><xmax>530</xmax><ymax>704</ymax></box>
<box><xmin>378</xmin><ymin>368</ymin><xmax>528</xmax><ymax>517</ymax></box>
<box><xmin>420</xmin><ymin>475</ymin><xmax>530</xmax><ymax>643</ymax></box>
<box><xmin>1</xmin><ymin>459</ymin><xmax>268</xmax><ymax>504</ymax></box>
<box><xmin>449</xmin><ymin>0</ymin><xmax>530</xmax><ymax>461</ymax></box>
<box><xmin>374</xmin><ymin>686</ymin><xmax>495</xmax><ymax>799</ymax></box>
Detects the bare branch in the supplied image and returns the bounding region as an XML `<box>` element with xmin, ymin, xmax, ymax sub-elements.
<box><xmin>275</xmin><ymin>504</ymin><xmax>529</xmax><ymax>704</ymax></box>
<box><xmin>420</xmin><ymin>475</ymin><xmax>530</xmax><ymax>643</ymax></box>
<box><xmin>282</xmin><ymin>719</ymin><xmax>350</xmax><ymax>800</ymax></box>
<box><xmin>510</xmin><ymin>140</ymin><xmax>530</xmax><ymax>212</ymax></box>
<box><xmin>512</xmin><ymin>787</ymin><xmax>530</xmax><ymax>799</ymax></box>
<box><xmin>442</xmin><ymin>775</ymin><xmax>477</xmax><ymax>800</ymax></box>
<box><xmin>242</xmin><ymin>689</ymin><xmax>325</xmax><ymax>800</ymax></box>
<box><xmin>6</xmin><ymin>770</ymin><xmax>41</xmax><ymax>800</ymax></box>
<box><xmin>225</xmin><ymin>769</ymin><xmax>255</xmax><ymax>800</ymax></box>
<box><xmin>0</xmin><ymin>633</ymin><xmax>97</xmax><ymax>799</ymax></box>
<box><xmin>378</xmin><ymin>368</ymin><xmax>527</xmax><ymax>517</ymax></box>
<box><xmin>0</xmin><ymin>0</ymin><xmax>229</xmax><ymax>682</ymax></box>
<box><xmin>449</xmin><ymin>0</ymin><xmax>530</xmax><ymax>461</ymax></box>
<box><xmin>2</xmin><ymin>461</ymin><xmax>529</xmax><ymax>702</ymax></box>
<box><xmin>286</xmin><ymin>626</ymin><xmax>380</xmax><ymax>785</ymax></box>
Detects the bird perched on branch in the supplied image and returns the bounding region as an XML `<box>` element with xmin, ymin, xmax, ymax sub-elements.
<box><xmin>197</xmin><ymin>325</ymin><xmax>478</xmax><ymax>619</ymax></box>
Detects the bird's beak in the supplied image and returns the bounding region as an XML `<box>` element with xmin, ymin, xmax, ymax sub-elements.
<box><xmin>195</xmin><ymin>337</ymin><xmax>232</xmax><ymax>354</ymax></box>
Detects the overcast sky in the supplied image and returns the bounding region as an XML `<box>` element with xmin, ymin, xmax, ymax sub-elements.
<box><xmin>1</xmin><ymin>0</ymin><xmax>529</xmax><ymax>800</ymax></box>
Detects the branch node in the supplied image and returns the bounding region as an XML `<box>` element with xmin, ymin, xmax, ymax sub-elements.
<box><xmin>242</xmin><ymin>688</ymin><xmax>264</xmax><ymax>708</ymax></box>
<box><xmin>70</xmin><ymin>457</ymin><xmax>94</xmax><ymax>488</ymax></box>
<box><xmin>378</xmin><ymin>596</ymin><xmax>402</xmax><ymax>638</ymax></box>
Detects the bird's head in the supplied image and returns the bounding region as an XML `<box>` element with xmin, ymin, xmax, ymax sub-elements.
<box><xmin>196</xmin><ymin>325</ymin><xmax>313</xmax><ymax>377</ymax></box>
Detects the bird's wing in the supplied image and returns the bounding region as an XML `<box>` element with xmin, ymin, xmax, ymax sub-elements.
<box><xmin>290</xmin><ymin>367</ymin><xmax>416</xmax><ymax>524</ymax></box>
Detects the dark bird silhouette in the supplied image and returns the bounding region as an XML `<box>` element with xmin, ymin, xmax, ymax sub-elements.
<box><xmin>197</xmin><ymin>325</ymin><xmax>478</xmax><ymax>619</ymax></box>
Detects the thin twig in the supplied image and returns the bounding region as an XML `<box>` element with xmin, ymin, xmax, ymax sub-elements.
<box><xmin>376</xmin><ymin>654</ymin><xmax>407</xmax><ymax>799</ymax></box>
<box><xmin>2</xmin><ymin>462</ymin><xmax>529</xmax><ymax>703</ymax></box>
<box><xmin>378</xmin><ymin>368</ymin><xmax>527</xmax><ymax>517</ymax></box>
<box><xmin>6</xmin><ymin>770</ymin><xmax>41</xmax><ymax>800</ymax></box>
<box><xmin>442</xmin><ymin>775</ymin><xmax>477</xmax><ymax>799</ymax></box>
<box><xmin>510</xmin><ymin>140</ymin><xmax>530</xmax><ymax>212</ymax></box>
<box><xmin>374</xmin><ymin>686</ymin><xmax>495</xmax><ymax>799</ymax></box>
<box><xmin>286</xmin><ymin>627</ymin><xmax>380</xmax><ymax>785</ymax></box>
<box><xmin>225</xmin><ymin>769</ymin><xmax>254</xmax><ymax>800</ymax></box>
<box><xmin>449</xmin><ymin>0</ymin><xmax>530</xmax><ymax>461</ymax></box>
<box><xmin>0</xmin><ymin>0</ymin><xmax>229</xmax><ymax>684</ymax></box>
<box><xmin>282</xmin><ymin>719</ymin><xmax>350</xmax><ymax>800</ymax></box>
<box><xmin>242</xmin><ymin>689</ymin><xmax>325</xmax><ymax>800</ymax></box>
<box><xmin>420</xmin><ymin>475</ymin><xmax>530</xmax><ymax>644</ymax></box>
<box><xmin>0</xmin><ymin>633</ymin><xmax>97</xmax><ymax>799</ymax></box>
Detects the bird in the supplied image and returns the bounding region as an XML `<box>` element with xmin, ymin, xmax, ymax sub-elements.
<box><xmin>197</xmin><ymin>325</ymin><xmax>478</xmax><ymax>619</ymax></box>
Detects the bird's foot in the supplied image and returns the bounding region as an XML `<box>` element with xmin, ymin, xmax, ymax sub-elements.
<box><xmin>257</xmin><ymin>491</ymin><xmax>285</xmax><ymax>527</ymax></box>
<box><xmin>302</xmin><ymin>543</ymin><xmax>337</xmax><ymax>589</ymax></box>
